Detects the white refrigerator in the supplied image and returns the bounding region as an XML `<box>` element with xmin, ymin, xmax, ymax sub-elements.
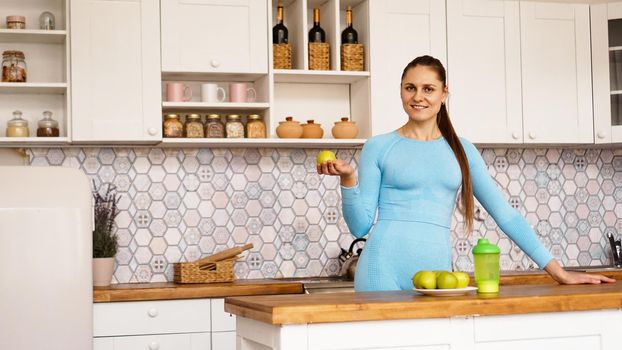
<box><xmin>0</xmin><ymin>166</ymin><xmax>93</xmax><ymax>350</ymax></box>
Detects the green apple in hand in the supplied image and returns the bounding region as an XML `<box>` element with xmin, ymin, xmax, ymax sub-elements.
<box><xmin>316</xmin><ymin>150</ymin><xmax>337</xmax><ymax>165</ymax></box>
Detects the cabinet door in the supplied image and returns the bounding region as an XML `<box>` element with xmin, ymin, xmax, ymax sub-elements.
<box><xmin>161</xmin><ymin>0</ymin><xmax>268</xmax><ymax>73</ymax></box>
<box><xmin>592</xmin><ymin>3</ymin><xmax>622</xmax><ymax>143</ymax></box>
<box><xmin>369</xmin><ymin>0</ymin><xmax>446</xmax><ymax>136</ymax></box>
<box><xmin>447</xmin><ymin>0</ymin><xmax>522</xmax><ymax>144</ymax></box>
<box><xmin>520</xmin><ymin>1</ymin><xmax>593</xmax><ymax>144</ymax></box>
<box><xmin>96</xmin><ymin>333</ymin><xmax>211</xmax><ymax>350</ymax></box>
<box><xmin>211</xmin><ymin>298</ymin><xmax>236</xmax><ymax>332</ymax></box>
<box><xmin>212</xmin><ymin>332</ymin><xmax>236</xmax><ymax>350</ymax></box>
<box><xmin>70</xmin><ymin>0</ymin><xmax>162</xmax><ymax>142</ymax></box>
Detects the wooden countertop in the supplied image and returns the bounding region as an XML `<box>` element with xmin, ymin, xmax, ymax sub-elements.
<box><xmin>93</xmin><ymin>279</ymin><xmax>303</xmax><ymax>302</ymax></box>
<box><xmin>225</xmin><ymin>282</ymin><xmax>622</xmax><ymax>325</ymax></box>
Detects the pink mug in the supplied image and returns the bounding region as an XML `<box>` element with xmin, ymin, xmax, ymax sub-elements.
<box><xmin>229</xmin><ymin>83</ymin><xmax>257</xmax><ymax>103</ymax></box>
<box><xmin>166</xmin><ymin>82</ymin><xmax>192</xmax><ymax>102</ymax></box>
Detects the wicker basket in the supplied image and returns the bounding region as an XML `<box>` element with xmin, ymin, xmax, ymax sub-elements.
<box><xmin>273</xmin><ymin>43</ymin><xmax>292</xmax><ymax>69</ymax></box>
<box><xmin>341</xmin><ymin>44</ymin><xmax>364</xmax><ymax>71</ymax></box>
<box><xmin>173</xmin><ymin>243</ymin><xmax>252</xmax><ymax>284</ymax></box>
<box><xmin>309</xmin><ymin>42</ymin><xmax>330</xmax><ymax>70</ymax></box>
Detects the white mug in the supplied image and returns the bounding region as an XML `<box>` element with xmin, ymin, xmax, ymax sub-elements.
<box><xmin>201</xmin><ymin>83</ymin><xmax>227</xmax><ymax>103</ymax></box>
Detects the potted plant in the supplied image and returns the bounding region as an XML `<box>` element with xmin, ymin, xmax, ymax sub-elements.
<box><xmin>92</xmin><ymin>182</ymin><xmax>120</xmax><ymax>287</ymax></box>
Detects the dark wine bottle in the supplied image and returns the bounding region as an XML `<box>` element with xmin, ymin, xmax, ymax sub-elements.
<box><xmin>273</xmin><ymin>1</ymin><xmax>288</xmax><ymax>44</ymax></box>
<box><xmin>308</xmin><ymin>8</ymin><xmax>326</xmax><ymax>43</ymax></box>
<box><xmin>341</xmin><ymin>6</ymin><xmax>358</xmax><ymax>44</ymax></box>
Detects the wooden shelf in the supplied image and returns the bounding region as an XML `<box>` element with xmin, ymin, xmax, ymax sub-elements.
<box><xmin>273</xmin><ymin>70</ymin><xmax>370</xmax><ymax>84</ymax></box>
<box><xmin>161</xmin><ymin>138</ymin><xmax>366</xmax><ymax>148</ymax></box>
<box><xmin>162</xmin><ymin>102</ymin><xmax>270</xmax><ymax>112</ymax></box>
<box><xmin>0</xmin><ymin>83</ymin><xmax>67</xmax><ymax>94</ymax></box>
<box><xmin>0</xmin><ymin>137</ymin><xmax>69</xmax><ymax>146</ymax></box>
<box><xmin>162</xmin><ymin>71</ymin><xmax>267</xmax><ymax>82</ymax></box>
<box><xmin>0</xmin><ymin>29</ymin><xmax>67</xmax><ymax>43</ymax></box>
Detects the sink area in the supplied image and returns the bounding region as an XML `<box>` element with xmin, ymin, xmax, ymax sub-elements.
<box><xmin>302</xmin><ymin>280</ymin><xmax>355</xmax><ymax>294</ymax></box>
<box><xmin>564</xmin><ymin>265</ymin><xmax>622</xmax><ymax>273</ymax></box>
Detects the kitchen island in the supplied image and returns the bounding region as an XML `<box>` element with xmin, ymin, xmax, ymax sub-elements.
<box><xmin>225</xmin><ymin>283</ymin><xmax>622</xmax><ymax>350</ymax></box>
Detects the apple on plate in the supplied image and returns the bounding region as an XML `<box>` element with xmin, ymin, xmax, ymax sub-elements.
<box><xmin>316</xmin><ymin>150</ymin><xmax>337</xmax><ymax>166</ymax></box>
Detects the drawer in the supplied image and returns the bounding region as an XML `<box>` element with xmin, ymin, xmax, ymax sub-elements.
<box><xmin>94</xmin><ymin>332</ymin><xmax>211</xmax><ymax>350</ymax></box>
<box><xmin>94</xmin><ymin>299</ymin><xmax>210</xmax><ymax>336</ymax></box>
<box><xmin>212</xmin><ymin>331</ymin><xmax>236</xmax><ymax>350</ymax></box>
<box><xmin>211</xmin><ymin>298</ymin><xmax>236</xmax><ymax>332</ymax></box>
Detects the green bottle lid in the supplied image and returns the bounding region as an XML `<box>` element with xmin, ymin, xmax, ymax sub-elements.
<box><xmin>472</xmin><ymin>238</ymin><xmax>500</xmax><ymax>254</ymax></box>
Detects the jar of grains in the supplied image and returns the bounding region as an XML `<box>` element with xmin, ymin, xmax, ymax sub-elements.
<box><xmin>184</xmin><ymin>113</ymin><xmax>204</xmax><ymax>138</ymax></box>
<box><xmin>225</xmin><ymin>114</ymin><xmax>244</xmax><ymax>138</ymax></box>
<box><xmin>6</xmin><ymin>16</ymin><xmax>26</xmax><ymax>29</ymax></box>
<box><xmin>205</xmin><ymin>114</ymin><xmax>225</xmax><ymax>138</ymax></box>
<box><xmin>163</xmin><ymin>114</ymin><xmax>183</xmax><ymax>138</ymax></box>
<box><xmin>2</xmin><ymin>50</ymin><xmax>27</xmax><ymax>82</ymax></box>
<box><xmin>6</xmin><ymin>110</ymin><xmax>29</xmax><ymax>137</ymax></box>
<box><xmin>246</xmin><ymin>114</ymin><xmax>266</xmax><ymax>138</ymax></box>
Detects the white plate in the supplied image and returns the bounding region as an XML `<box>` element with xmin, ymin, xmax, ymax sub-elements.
<box><xmin>413</xmin><ymin>286</ymin><xmax>477</xmax><ymax>296</ymax></box>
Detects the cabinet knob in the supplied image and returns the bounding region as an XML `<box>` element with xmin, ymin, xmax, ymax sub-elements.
<box><xmin>597</xmin><ymin>131</ymin><xmax>606</xmax><ymax>139</ymax></box>
<box><xmin>148</xmin><ymin>308</ymin><xmax>159</xmax><ymax>317</ymax></box>
<box><xmin>210</xmin><ymin>59</ymin><xmax>220</xmax><ymax>68</ymax></box>
<box><xmin>511</xmin><ymin>132</ymin><xmax>520</xmax><ymax>140</ymax></box>
<box><xmin>149</xmin><ymin>342</ymin><xmax>160</xmax><ymax>350</ymax></box>
<box><xmin>147</xmin><ymin>127</ymin><xmax>158</xmax><ymax>136</ymax></box>
<box><xmin>528</xmin><ymin>132</ymin><xmax>536</xmax><ymax>140</ymax></box>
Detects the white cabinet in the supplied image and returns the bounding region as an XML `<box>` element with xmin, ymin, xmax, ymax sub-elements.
<box><xmin>368</xmin><ymin>0</ymin><xmax>446</xmax><ymax>136</ymax></box>
<box><xmin>520</xmin><ymin>1</ymin><xmax>593</xmax><ymax>144</ymax></box>
<box><xmin>211</xmin><ymin>298</ymin><xmax>236</xmax><ymax>350</ymax></box>
<box><xmin>70</xmin><ymin>0</ymin><xmax>162</xmax><ymax>142</ymax></box>
<box><xmin>591</xmin><ymin>2</ymin><xmax>622</xmax><ymax>143</ymax></box>
<box><xmin>447</xmin><ymin>0</ymin><xmax>522</xmax><ymax>144</ymax></box>
<box><xmin>94</xmin><ymin>333</ymin><xmax>211</xmax><ymax>350</ymax></box>
<box><xmin>161</xmin><ymin>0</ymin><xmax>268</xmax><ymax>74</ymax></box>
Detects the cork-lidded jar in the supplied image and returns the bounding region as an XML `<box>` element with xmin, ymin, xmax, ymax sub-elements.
<box><xmin>331</xmin><ymin>117</ymin><xmax>358</xmax><ymax>139</ymax></box>
<box><xmin>276</xmin><ymin>116</ymin><xmax>303</xmax><ymax>138</ymax></box>
<box><xmin>301</xmin><ymin>119</ymin><xmax>323</xmax><ymax>139</ymax></box>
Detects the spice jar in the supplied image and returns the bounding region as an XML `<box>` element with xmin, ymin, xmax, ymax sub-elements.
<box><xmin>36</xmin><ymin>110</ymin><xmax>60</xmax><ymax>137</ymax></box>
<box><xmin>6</xmin><ymin>110</ymin><xmax>29</xmax><ymax>137</ymax></box>
<box><xmin>246</xmin><ymin>114</ymin><xmax>266</xmax><ymax>138</ymax></box>
<box><xmin>163</xmin><ymin>114</ymin><xmax>183</xmax><ymax>138</ymax></box>
<box><xmin>205</xmin><ymin>114</ymin><xmax>225</xmax><ymax>138</ymax></box>
<box><xmin>184</xmin><ymin>114</ymin><xmax>204</xmax><ymax>138</ymax></box>
<box><xmin>225</xmin><ymin>114</ymin><xmax>245</xmax><ymax>138</ymax></box>
<box><xmin>301</xmin><ymin>119</ymin><xmax>324</xmax><ymax>138</ymax></box>
<box><xmin>2</xmin><ymin>50</ymin><xmax>27</xmax><ymax>82</ymax></box>
<box><xmin>6</xmin><ymin>16</ymin><xmax>26</xmax><ymax>29</ymax></box>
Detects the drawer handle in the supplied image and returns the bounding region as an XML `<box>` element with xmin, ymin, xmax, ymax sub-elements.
<box><xmin>147</xmin><ymin>127</ymin><xmax>158</xmax><ymax>136</ymax></box>
<box><xmin>149</xmin><ymin>341</ymin><xmax>160</xmax><ymax>350</ymax></box>
<box><xmin>597</xmin><ymin>131</ymin><xmax>606</xmax><ymax>139</ymax></box>
<box><xmin>210</xmin><ymin>59</ymin><xmax>220</xmax><ymax>68</ymax></box>
<box><xmin>511</xmin><ymin>132</ymin><xmax>520</xmax><ymax>140</ymax></box>
<box><xmin>528</xmin><ymin>132</ymin><xmax>536</xmax><ymax>140</ymax></box>
<box><xmin>148</xmin><ymin>308</ymin><xmax>159</xmax><ymax>317</ymax></box>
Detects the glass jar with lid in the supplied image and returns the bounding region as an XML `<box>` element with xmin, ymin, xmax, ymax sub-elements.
<box><xmin>205</xmin><ymin>114</ymin><xmax>225</xmax><ymax>138</ymax></box>
<box><xmin>6</xmin><ymin>110</ymin><xmax>29</xmax><ymax>137</ymax></box>
<box><xmin>184</xmin><ymin>113</ymin><xmax>204</xmax><ymax>138</ymax></box>
<box><xmin>246</xmin><ymin>114</ymin><xmax>266</xmax><ymax>138</ymax></box>
<box><xmin>2</xmin><ymin>50</ymin><xmax>27</xmax><ymax>82</ymax></box>
<box><xmin>6</xmin><ymin>15</ymin><xmax>26</xmax><ymax>29</ymax></box>
<box><xmin>163</xmin><ymin>114</ymin><xmax>183</xmax><ymax>138</ymax></box>
<box><xmin>39</xmin><ymin>11</ymin><xmax>56</xmax><ymax>30</ymax></box>
<box><xmin>225</xmin><ymin>114</ymin><xmax>245</xmax><ymax>138</ymax></box>
<box><xmin>36</xmin><ymin>110</ymin><xmax>60</xmax><ymax>137</ymax></box>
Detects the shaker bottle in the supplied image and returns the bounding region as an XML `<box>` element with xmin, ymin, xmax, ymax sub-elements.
<box><xmin>472</xmin><ymin>238</ymin><xmax>500</xmax><ymax>293</ymax></box>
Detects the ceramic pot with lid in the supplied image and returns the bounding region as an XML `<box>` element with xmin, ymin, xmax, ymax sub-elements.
<box><xmin>331</xmin><ymin>117</ymin><xmax>358</xmax><ymax>139</ymax></box>
<box><xmin>276</xmin><ymin>116</ymin><xmax>303</xmax><ymax>138</ymax></box>
<box><xmin>301</xmin><ymin>119</ymin><xmax>324</xmax><ymax>138</ymax></box>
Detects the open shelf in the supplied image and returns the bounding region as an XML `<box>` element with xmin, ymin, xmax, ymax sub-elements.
<box><xmin>0</xmin><ymin>29</ymin><xmax>67</xmax><ymax>43</ymax></box>
<box><xmin>0</xmin><ymin>82</ymin><xmax>67</xmax><ymax>94</ymax></box>
<box><xmin>162</xmin><ymin>102</ymin><xmax>270</xmax><ymax>111</ymax></box>
<box><xmin>274</xmin><ymin>69</ymin><xmax>370</xmax><ymax>83</ymax></box>
<box><xmin>0</xmin><ymin>137</ymin><xmax>69</xmax><ymax>146</ymax></box>
<box><xmin>161</xmin><ymin>137</ymin><xmax>366</xmax><ymax>148</ymax></box>
<box><xmin>162</xmin><ymin>71</ymin><xmax>268</xmax><ymax>82</ymax></box>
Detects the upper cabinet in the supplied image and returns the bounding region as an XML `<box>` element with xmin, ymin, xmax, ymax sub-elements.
<box><xmin>592</xmin><ymin>2</ymin><xmax>622</xmax><ymax>144</ymax></box>
<box><xmin>161</xmin><ymin>0</ymin><xmax>268</xmax><ymax>74</ymax></box>
<box><xmin>70</xmin><ymin>0</ymin><xmax>162</xmax><ymax>142</ymax></box>
<box><xmin>520</xmin><ymin>1</ymin><xmax>592</xmax><ymax>144</ymax></box>
<box><xmin>447</xmin><ymin>0</ymin><xmax>522</xmax><ymax>144</ymax></box>
<box><xmin>368</xmin><ymin>0</ymin><xmax>446</xmax><ymax>136</ymax></box>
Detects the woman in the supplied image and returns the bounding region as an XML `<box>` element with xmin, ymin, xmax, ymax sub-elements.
<box><xmin>318</xmin><ymin>55</ymin><xmax>615</xmax><ymax>291</ymax></box>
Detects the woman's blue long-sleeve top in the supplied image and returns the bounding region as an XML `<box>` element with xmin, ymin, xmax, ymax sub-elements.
<box><xmin>341</xmin><ymin>131</ymin><xmax>553</xmax><ymax>270</ymax></box>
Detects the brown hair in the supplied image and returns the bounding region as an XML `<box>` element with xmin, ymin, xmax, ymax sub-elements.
<box><xmin>401</xmin><ymin>55</ymin><xmax>474</xmax><ymax>234</ymax></box>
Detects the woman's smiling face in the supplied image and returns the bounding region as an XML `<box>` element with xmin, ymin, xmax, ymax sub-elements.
<box><xmin>400</xmin><ymin>65</ymin><xmax>448</xmax><ymax>124</ymax></box>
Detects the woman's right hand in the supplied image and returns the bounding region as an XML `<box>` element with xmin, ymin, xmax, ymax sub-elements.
<box><xmin>317</xmin><ymin>159</ymin><xmax>355</xmax><ymax>178</ymax></box>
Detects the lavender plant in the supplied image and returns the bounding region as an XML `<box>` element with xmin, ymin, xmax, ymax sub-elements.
<box><xmin>92</xmin><ymin>182</ymin><xmax>120</xmax><ymax>258</ymax></box>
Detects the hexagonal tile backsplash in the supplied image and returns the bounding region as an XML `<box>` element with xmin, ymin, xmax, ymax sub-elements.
<box><xmin>28</xmin><ymin>147</ymin><xmax>622</xmax><ymax>283</ymax></box>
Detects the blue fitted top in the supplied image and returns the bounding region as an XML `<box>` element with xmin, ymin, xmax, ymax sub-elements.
<box><xmin>340</xmin><ymin>131</ymin><xmax>553</xmax><ymax>269</ymax></box>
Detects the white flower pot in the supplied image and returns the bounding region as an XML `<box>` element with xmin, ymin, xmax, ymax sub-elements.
<box><xmin>93</xmin><ymin>257</ymin><xmax>115</xmax><ymax>287</ymax></box>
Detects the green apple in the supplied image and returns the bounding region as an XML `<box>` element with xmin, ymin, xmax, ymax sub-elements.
<box><xmin>412</xmin><ymin>271</ymin><xmax>425</xmax><ymax>288</ymax></box>
<box><xmin>452</xmin><ymin>271</ymin><xmax>470</xmax><ymax>289</ymax></box>
<box><xmin>417</xmin><ymin>271</ymin><xmax>437</xmax><ymax>289</ymax></box>
<box><xmin>436</xmin><ymin>271</ymin><xmax>458</xmax><ymax>289</ymax></box>
<box><xmin>316</xmin><ymin>150</ymin><xmax>337</xmax><ymax>166</ymax></box>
